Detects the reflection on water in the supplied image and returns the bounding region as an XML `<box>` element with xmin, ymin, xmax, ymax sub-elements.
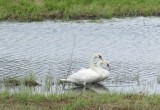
<box><xmin>63</xmin><ymin>83</ymin><xmax>109</xmax><ymax>94</ymax></box>
<box><xmin>0</xmin><ymin>17</ymin><xmax>160</xmax><ymax>94</ymax></box>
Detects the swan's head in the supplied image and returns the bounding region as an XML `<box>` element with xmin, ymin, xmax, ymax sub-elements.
<box><xmin>93</xmin><ymin>53</ymin><xmax>103</xmax><ymax>61</ymax></box>
<box><xmin>101</xmin><ymin>60</ymin><xmax>110</xmax><ymax>70</ymax></box>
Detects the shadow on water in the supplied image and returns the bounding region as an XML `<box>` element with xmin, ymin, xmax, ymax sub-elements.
<box><xmin>63</xmin><ymin>83</ymin><xmax>109</xmax><ymax>94</ymax></box>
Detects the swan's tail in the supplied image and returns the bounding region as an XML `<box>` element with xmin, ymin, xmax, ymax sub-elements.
<box><xmin>60</xmin><ymin>78</ymin><xmax>73</xmax><ymax>83</ymax></box>
<box><xmin>59</xmin><ymin>79</ymin><xmax>67</xmax><ymax>82</ymax></box>
<box><xmin>60</xmin><ymin>79</ymin><xmax>76</xmax><ymax>83</ymax></box>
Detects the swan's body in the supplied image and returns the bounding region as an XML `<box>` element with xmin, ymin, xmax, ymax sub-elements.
<box><xmin>60</xmin><ymin>68</ymin><xmax>101</xmax><ymax>85</ymax></box>
<box><xmin>60</xmin><ymin>53</ymin><xmax>103</xmax><ymax>87</ymax></box>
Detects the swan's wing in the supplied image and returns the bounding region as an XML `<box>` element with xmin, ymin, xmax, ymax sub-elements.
<box><xmin>78</xmin><ymin>67</ymin><xmax>87</xmax><ymax>71</ymax></box>
<box><xmin>81</xmin><ymin>67</ymin><xmax>86</xmax><ymax>69</ymax></box>
<box><xmin>67</xmin><ymin>69</ymin><xmax>101</xmax><ymax>83</ymax></box>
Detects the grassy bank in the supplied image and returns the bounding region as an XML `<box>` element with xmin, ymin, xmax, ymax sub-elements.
<box><xmin>0</xmin><ymin>91</ymin><xmax>160</xmax><ymax>110</ymax></box>
<box><xmin>0</xmin><ymin>0</ymin><xmax>160</xmax><ymax>21</ymax></box>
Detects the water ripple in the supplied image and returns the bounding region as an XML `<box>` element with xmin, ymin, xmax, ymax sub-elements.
<box><xmin>0</xmin><ymin>17</ymin><xmax>160</xmax><ymax>93</ymax></box>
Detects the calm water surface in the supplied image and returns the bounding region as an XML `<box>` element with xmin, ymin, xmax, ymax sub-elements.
<box><xmin>0</xmin><ymin>17</ymin><xmax>160</xmax><ymax>94</ymax></box>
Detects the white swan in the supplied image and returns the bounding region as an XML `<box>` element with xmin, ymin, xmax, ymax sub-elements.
<box><xmin>95</xmin><ymin>60</ymin><xmax>110</xmax><ymax>82</ymax></box>
<box><xmin>60</xmin><ymin>53</ymin><xmax>103</xmax><ymax>88</ymax></box>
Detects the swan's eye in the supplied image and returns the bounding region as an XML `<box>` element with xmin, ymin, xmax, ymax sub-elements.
<box><xmin>107</xmin><ymin>63</ymin><xmax>110</xmax><ymax>68</ymax></box>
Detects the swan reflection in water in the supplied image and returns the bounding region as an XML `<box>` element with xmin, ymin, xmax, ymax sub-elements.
<box><xmin>63</xmin><ymin>83</ymin><xmax>109</xmax><ymax>94</ymax></box>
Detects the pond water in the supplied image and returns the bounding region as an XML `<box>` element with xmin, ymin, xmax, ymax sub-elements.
<box><xmin>0</xmin><ymin>17</ymin><xmax>160</xmax><ymax>94</ymax></box>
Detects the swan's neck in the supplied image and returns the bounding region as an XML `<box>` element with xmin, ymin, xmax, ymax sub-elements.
<box><xmin>97</xmin><ymin>62</ymin><xmax>110</xmax><ymax>75</ymax></box>
<box><xmin>96</xmin><ymin>63</ymin><xmax>103</xmax><ymax>70</ymax></box>
<box><xmin>89</xmin><ymin>55</ymin><xmax>97</xmax><ymax>71</ymax></box>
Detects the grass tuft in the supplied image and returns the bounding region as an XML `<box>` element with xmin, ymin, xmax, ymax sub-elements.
<box><xmin>3</xmin><ymin>77</ymin><xmax>21</xmax><ymax>86</ymax></box>
<box><xmin>23</xmin><ymin>74</ymin><xmax>40</xmax><ymax>86</ymax></box>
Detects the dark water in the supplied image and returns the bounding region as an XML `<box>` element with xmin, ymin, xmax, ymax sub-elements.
<box><xmin>0</xmin><ymin>17</ymin><xmax>160</xmax><ymax>94</ymax></box>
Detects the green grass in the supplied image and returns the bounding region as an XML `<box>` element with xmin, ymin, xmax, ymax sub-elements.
<box><xmin>0</xmin><ymin>91</ymin><xmax>160</xmax><ymax>110</ymax></box>
<box><xmin>0</xmin><ymin>0</ymin><xmax>160</xmax><ymax>21</ymax></box>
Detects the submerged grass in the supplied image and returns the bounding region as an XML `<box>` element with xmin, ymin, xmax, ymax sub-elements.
<box><xmin>0</xmin><ymin>0</ymin><xmax>160</xmax><ymax>21</ymax></box>
<box><xmin>1</xmin><ymin>74</ymin><xmax>40</xmax><ymax>87</ymax></box>
<box><xmin>3</xmin><ymin>77</ymin><xmax>21</xmax><ymax>86</ymax></box>
<box><xmin>23</xmin><ymin>74</ymin><xmax>40</xmax><ymax>86</ymax></box>
<box><xmin>0</xmin><ymin>91</ymin><xmax>160</xmax><ymax>110</ymax></box>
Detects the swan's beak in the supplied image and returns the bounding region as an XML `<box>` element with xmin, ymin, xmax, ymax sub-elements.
<box><xmin>107</xmin><ymin>63</ymin><xmax>110</xmax><ymax>70</ymax></box>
